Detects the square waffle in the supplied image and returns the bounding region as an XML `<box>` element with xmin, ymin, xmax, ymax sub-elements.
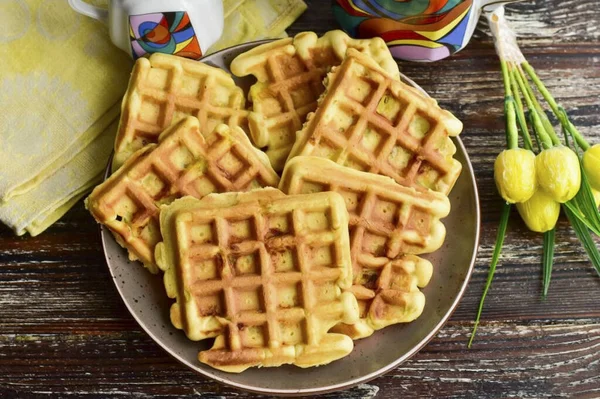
<box><xmin>287</xmin><ymin>48</ymin><xmax>464</xmax><ymax>195</ymax></box>
<box><xmin>230</xmin><ymin>30</ymin><xmax>400</xmax><ymax>172</ymax></box>
<box><xmin>155</xmin><ymin>189</ymin><xmax>359</xmax><ymax>372</ymax></box>
<box><xmin>86</xmin><ymin>117</ymin><xmax>279</xmax><ymax>273</ymax></box>
<box><xmin>113</xmin><ymin>53</ymin><xmax>248</xmax><ymax>170</ymax></box>
<box><xmin>280</xmin><ymin>156</ymin><xmax>446</xmax><ymax>338</ymax></box>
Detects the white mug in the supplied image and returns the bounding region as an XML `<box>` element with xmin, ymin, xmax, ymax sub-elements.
<box><xmin>68</xmin><ymin>0</ymin><xmax>224</xmax><ymax>60</ymax></box>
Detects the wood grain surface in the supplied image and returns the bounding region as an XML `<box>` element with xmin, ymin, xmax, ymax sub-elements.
<box><xmin>1</xmin><ymin>0</ymin><xmax>599</xmax><ymax>397</ymax></box>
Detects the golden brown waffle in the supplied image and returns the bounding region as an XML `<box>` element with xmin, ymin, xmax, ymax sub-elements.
<box><xmin>155</xmin><ymin>189</ymin><xmax>359</xmax><ymax>372</ymax></box>
<box><xmin>280</xmin><ymin>156</ymin><xmax>446</xmax><ymax>338</ymax></box>
<box><xmin>280</xmin><ymin>156</ymin><xmax>450</xmax><ymax>255</ymax></box>
<box><xmin>113</xmin><ymin>53</ymin><xmax>248</xmax><ymax>170</ymax></box>
<box><xmin>287</xmin><ymin>48</ymin><xmax>463</xmax><ymax>195</ymax></box>
<box><xmin>86</xmin><ymin>117</ymin><xmax>279</xmax><ymax>273</ymax></box>
<box><xmin>230</xmin><ymin>30</ymin><xmax>400</xmax><ymax>172</ymax></box>
<box><xmin>331</xmin><ymin>255</ymin><xmax>433</xmax><ymax>339</ymax></box>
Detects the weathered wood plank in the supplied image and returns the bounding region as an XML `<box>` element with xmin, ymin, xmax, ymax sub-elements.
<box><xmin>1</xmin><ymin>0</ymin><xmax>599</xmax><ymax>397</ymax></box>
<box><xmin>0</xmin><ymin>321</ymin><xmax>598</xmax><ymax>398</ymax></box>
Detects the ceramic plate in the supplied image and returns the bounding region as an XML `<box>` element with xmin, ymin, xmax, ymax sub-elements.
<box><xmin>101</xmin><ymin>41</ymin><xmax>480</xmax><ymax>396</ymax></box>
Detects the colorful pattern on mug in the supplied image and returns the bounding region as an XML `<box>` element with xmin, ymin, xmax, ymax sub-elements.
<box><xmin>334</xmin><ymin>0</ymin><xmax>474</xmax><ymax>62</ymax></box>
<box><xmin>129</xmin><ymin>11</ymin><xmax>202</xmax><ymax>60</ymax></box>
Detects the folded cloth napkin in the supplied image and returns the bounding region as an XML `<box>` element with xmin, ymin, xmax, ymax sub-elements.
<box><xmin>0</xmin><ymin>0</ymin><xmax>131</xmax><ymax>235</ymax></box>
<box><xmin>0</xmin><ymin>120</ymin><xmax>117</xmax><ymax>236</ymax></box>
<box><xmin>0</xmin><ymin>0</ymin><xmax>306</xmax><ymax>236</ymax></box>
<box><xmin>208</xmin><ymin>0</ymin><xmax>307</xmax><ymax>54</ymax></box>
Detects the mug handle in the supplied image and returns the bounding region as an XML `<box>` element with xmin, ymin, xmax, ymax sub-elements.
<box><xmin>68</xmin><ymin>0</ymin><xmax>108</xmax><ymax>23</ymax></box>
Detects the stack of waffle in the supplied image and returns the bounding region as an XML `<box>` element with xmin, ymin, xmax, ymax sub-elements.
<box><xmin>86</xmin><ymin>30</ymin><xmax>462</xmax><ymax>373</ymax></box>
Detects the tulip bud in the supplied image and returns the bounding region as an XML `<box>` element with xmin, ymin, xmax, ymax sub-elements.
<box><xmin>516</xmin><ymin>190</ymin><xmax>560</xmax><ymax>233</ymax></box>
<box><xmin>494</xmin><ymin>148</ymin><xmax>537</xmax><ymax>204</ymax></box>
<box><xmin>583</xmin><ymin>144</ymin><xmax>600</xmax><ymax>191</ymax></box>
<box><xmin>535</xmin><ymin>146</ymin><xmax>581</xmax><ymax>203</ymax></box>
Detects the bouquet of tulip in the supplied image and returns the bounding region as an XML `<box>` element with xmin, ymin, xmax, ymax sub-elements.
<box><xmin>469</xmin><ymin>6</ymin><xmax>600</xmax><ymax>346</ymax></box>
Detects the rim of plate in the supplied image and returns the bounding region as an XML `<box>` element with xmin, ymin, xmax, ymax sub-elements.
<box><xmin>101</xmin><ymin>39</ymin><xmax>481</xmax><ymax>396</ymax></box>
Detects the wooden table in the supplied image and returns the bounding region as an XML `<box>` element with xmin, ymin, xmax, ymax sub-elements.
<box><xmin>2</xmin><ymin>1</ymin><xmax>599</xmax><ymax>397</ymax></box>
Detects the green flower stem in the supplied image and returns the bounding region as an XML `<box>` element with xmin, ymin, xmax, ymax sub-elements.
<box><xmin>522</xmin><ymin>62</ymin><xmax>560</xmax><ymax>114</ymax></box>
<box><xmin>501</xmin><ymin>60</ymin><xmax>513</xmax><ymax>96</ymax></box>
<box><xmin>560</xmin><ymin>110</ymin><xmax>592</xmax><ymax>151</ymax></box>
<box><xmin>508</xmin><ymin>65</ymin><xmax>534</xmax><ymax>151</ymax></box>
<box><xmin>561</xmin><ymin>112</ymin><xmax>572</xmax><ymax>149</ymax></box>
<box><xmin>522</xmin><ymin>62</ymin><xmax>591</xmax><ymax>151</ymax></box>
<box><xmin>570</xmin><ymin>125</ymin><xmax>590</xmax><ymax>151</ymax></box>
<box><xmin>515</xmin><ymin>65</ymin><xmax>561</xmax><ymax>147</ymax></box>
<box><xmin>505</xmin><ymin>101</ymin><xmax>519</xmax><ymax>150</ymax></box>
<box><xmin>511</xmin><ymin>63</ymin><xmax>553</xmax><ymax>149</ymax></box>
<box><xmin>501</xmin><ymin>61</ymin><xmax>519</xmax><ymax>149</ymax></box>
<box><xmin>538</xmin><ymin>107</ymin><xmax>562</xmax><ymax>147</ymax></box>
<box><xmin>530</xmin><ymin>108</ymin><xmax>553</xmax><ymax>149</ymax></box>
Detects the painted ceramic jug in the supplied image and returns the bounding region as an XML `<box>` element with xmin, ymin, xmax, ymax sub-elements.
<box><xmin>68</xmin><ymin>0</ymin><xmax>224</xmax><ymax>60</ymax></box>
<box><xmin>334</xmin><ymin>0</ymin><xmax>524</xmax><ymax>61</ymax></box>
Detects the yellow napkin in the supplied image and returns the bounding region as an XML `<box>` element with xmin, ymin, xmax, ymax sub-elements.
<box><xmin>0</xmin><ymin>0</ymin><xmax>131</xmax><ymax>235</ymax></box>
<box><xmin>208</xmin><ymin>0</ymin><xmax>307</xmax><ymax>53</ymax></box>
<box><xmin>0</xmin><ymin>0</ymin><xmax>306</xmax><ymax>236</ymax></box>
<box><xmin>0</xmin><ymin>121</ymin><xmax>117</xmax><ymax>236</ymax></box>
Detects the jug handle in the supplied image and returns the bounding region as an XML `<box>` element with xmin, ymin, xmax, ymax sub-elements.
<box><xmin>68</xmin><ymin>0</ymin><xmax>108</xmax><ymax>23</ymax></box>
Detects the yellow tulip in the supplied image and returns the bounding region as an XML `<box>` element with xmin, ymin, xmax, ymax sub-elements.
<box><xmin>516</xmin><ymin>190</ymin><xmax>560</xmax><ymax>233</ymax></box>
<box><xmin>594</xmin><ymin>189</ymin><xmax>600</xmax><ymax>208</ymax></box>
<box><xmin>494</xmin><ymin>148</ymin><xmax>537</xmax><ymax>204</ymax></box>
<box><xmin>583</xmin><ymin>144</ymin><xmax>600</xmax><ymax>191</ymax></box>
<box><xmin>535</xmin><ymin>146</ymin><xmax>581</xmax><ymax>203</ymax></box>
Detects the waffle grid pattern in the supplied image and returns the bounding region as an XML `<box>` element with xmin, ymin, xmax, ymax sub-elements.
<box><xmin>231</xmin><ymin>31</ymin><xmax>401</xmax><ymax>172</ymax></box>
<box><xmin>160</xmin><ymin>192</ymin><xmax>356</xmax><ymax>371</ymax></box>
<box><xmin>246</xmin><ymin>44</ymin><xmax>326</xmax><ymax>170</ymax></box>
<box><xmin>289</xmin><ymin>49</ymin><xmax>462</xmax><ymax>194</ymax></box>
<box><xmin>87</xmin><ymin>118</ymin><xmax>279</xmax><ymax>272</ymax></box>
<box><xmin>114</xmin><ymin>53</ymin><xmax>248</xmax><ymax>168</ymax></box>
<box><xmin>280</xmin><ymin>157</ymin><xmax>444</xmax><ymax>338</ymax></box>
<box><xmin>281</xmin><ymin>158</ymin><xmax>449</xmax><ymax>260</ymax></box>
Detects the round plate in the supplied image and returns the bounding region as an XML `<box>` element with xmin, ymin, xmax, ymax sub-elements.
<box><xmin>101</xmin><ymin>41</ymin><xmax>481</xmax><ymax>396</ymax></box>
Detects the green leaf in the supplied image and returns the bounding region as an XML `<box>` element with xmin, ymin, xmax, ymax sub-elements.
<box><xmin>571</xmin><ymin>133</ymin><xmax>600</xmax><ymax>236</ymax></box>
<box><xmin>468</xmin><ymin>202</ymin><xmax>511</xmax><ymax>348</ymax></box>
<box><xmin>542</xmin><ymin>229</ymin><xmax>555</xmax><ymax>298</ymax></box>
<box><xmin>563</xmin><ymin>200</ymin><xmax>600</xmax><ymax>237</ymax></box>
<box><xmin>564</xmin><ymin>206</ymin><xmax>600</xmax><ymax>277</ymax></box>
<box><xmin>576</xmin><ymin>169</ymin><xmax>600</xmax><ymax>237</ymax></box>
<box><xmin>562</xmin><ymin>133</ymin><xmax>600</xmax><ymax>237</ymax></box>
